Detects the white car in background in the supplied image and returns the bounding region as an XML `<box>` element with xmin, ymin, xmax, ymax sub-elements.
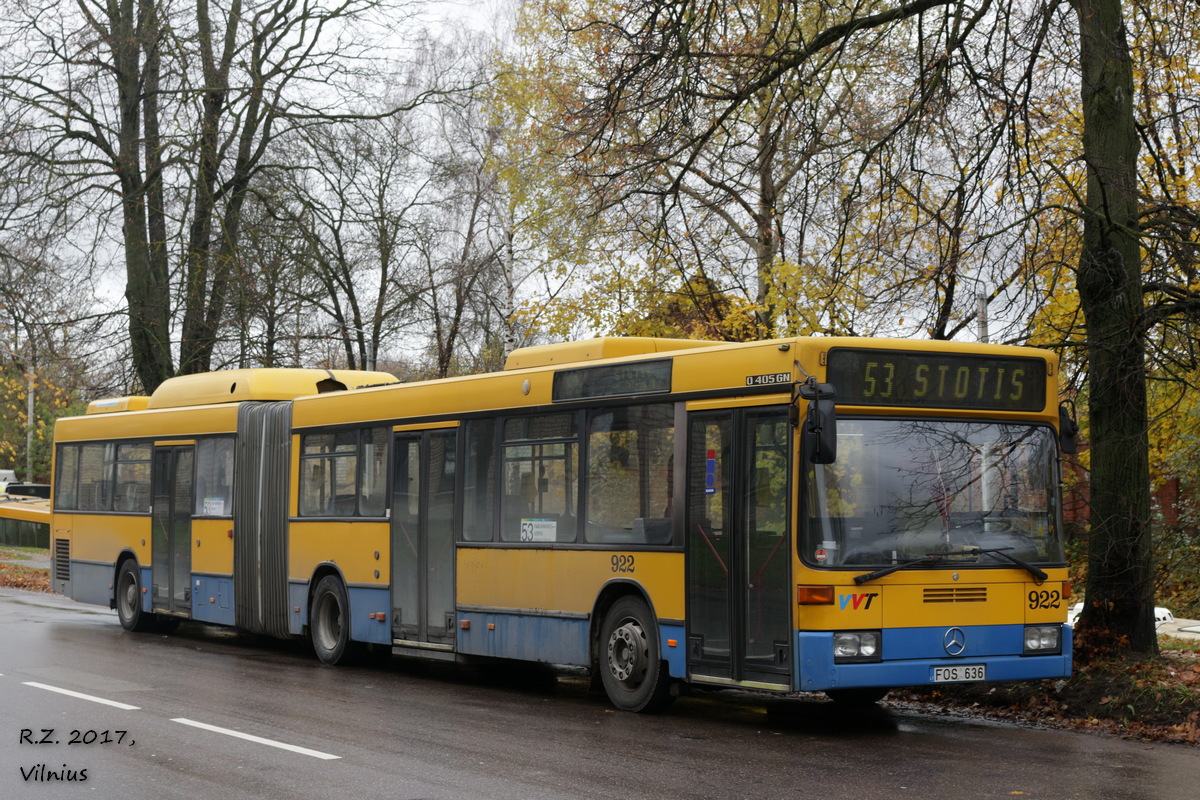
<box><xmin>1068</xmin><ymin>602</ymin><xmax>1175</xmax><ymax>627</ymax></box>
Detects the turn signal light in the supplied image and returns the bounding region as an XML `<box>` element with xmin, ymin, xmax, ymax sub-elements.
<box><xmin>797</xmin><ymin>585</ymin><xmax>834</xmax><ymax>605</ymax></box>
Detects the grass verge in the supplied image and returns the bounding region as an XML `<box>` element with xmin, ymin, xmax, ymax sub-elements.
<box><xmin>0</xmin><ymin>546</ymin><xmax>52</xmax><ymax>593</ymax></box>
<box><xmin>895</xmin><ymin>637</ymin><xmax>1200</xmax><ymax>744</ymax></box>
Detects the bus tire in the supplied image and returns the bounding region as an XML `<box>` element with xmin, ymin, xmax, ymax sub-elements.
<box><xmin>310</xmin><ymin>575</ymin><xmax>359</xmax><ymax>665</ymax></box>
<box><xmin>115</xmin><ymin>560</ymin><xmax>154</xmax><ymax>632</ymax></box>
<box><xmin>599</xmin><ymin>596</ymin><xmax>674</xmax><ymax>713</ymax></box>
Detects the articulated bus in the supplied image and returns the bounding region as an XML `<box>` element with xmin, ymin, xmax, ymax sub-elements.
<box><xmin>51</xmin><ymin>337</ymin><xmax>1074</xmax><ymax>712</ymax></box>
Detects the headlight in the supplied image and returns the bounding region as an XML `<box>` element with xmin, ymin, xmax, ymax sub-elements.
<box><xmin>1023</xmin><ymin>625</ymin><xmax>1061</xmax><ymax>654</ymax></box>
<box><xmin>834</xmin><ymin>630</ymin><xmax>883</xmax><ymax>662</ymax></box>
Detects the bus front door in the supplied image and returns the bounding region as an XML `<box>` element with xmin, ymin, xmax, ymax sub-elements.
<box><xmin>390</xmin><ymin>430</ymin><xmax>457</xmax><ymax>649</ymax></box>
<box><xmin>151</xmin><ymin>445</ymin><xmax>194</xmax><ymax>617</ymax></box>
<box><xmin>686</xmin><ymin>408</ymin><xmax>792</xmax><ymax>688</ymax></box>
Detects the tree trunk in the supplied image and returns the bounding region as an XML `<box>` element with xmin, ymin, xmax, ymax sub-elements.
<box><xmin>1074</xmin><ymin>0</ymin><xmax>1158</xmax><ymax>656</ymax></box>
<box><xmin>178</xmin><ymin>0</ymin><xmax>242</xmax><ymax>375</ymax></box>
<box><xmin>117</xmin><ymin>0</ymin><xmax>172</xmax><ymax>392</ymax></box>
<box><xmin>754</xmin><ymin>108</ymin><xmax>780</xmax><ymax>337</ymax></box>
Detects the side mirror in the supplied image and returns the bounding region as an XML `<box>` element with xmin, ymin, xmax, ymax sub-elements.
<box><xmin>1059</xmin><ymin>401</ymin><xmax>1079</xmax><ymax>455</ymax></box>
<box><xmin>797</xmin><ymin>379</ymin><xmax>837</xmax><ymax>464</ymax></box>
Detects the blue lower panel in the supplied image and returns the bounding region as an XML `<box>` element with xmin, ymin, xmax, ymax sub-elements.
<box><xmin>284</xmin><ymin>581</ymin><xmax>391</xmax><ymax>644</ymax></box>
<box><xmin>348</xmin><ymin>587</ymin><xmax>388</xmax><ymax>642</ymax></box>
<box><xmin>191</xmin><ymin>575</ymin><xmax>235</xmax><ymax>626</ymax></box>
<box><xmin>347</xmin><ymin>586</ymin><xmax>391</xmax><ymax>645</ymax></box>
<box><xmin>140</xmin><ymin>566</ymin><xmax>152</xmax><ymax>614</ymax></box>
<box><xmin>340</xmin><ymin>585</ymin><xmax>391</xmax><ymax>647</ymax></box>
<box><xmin>796</xmin><ymin>625</ymin><xmax>1073</xmax><ymax>691</ymax></box>
<box><xmin>458</xmin><ymin>611</ymin><xmax>589</xmax><ymax>666</ymax></box>
<box><xmin>660</xmin><ymin>624</ymin><xmax>686</xmax><ymax>678</ymax></box>
<box><xmin>287</xmin><ymin>582</ymin><xmax>308</xmax><ymax>635</ymax></box>
<box><xmin>67</xmin><ymin>561</ymin><xmax>115</xmax><ymax>608</ymax></box>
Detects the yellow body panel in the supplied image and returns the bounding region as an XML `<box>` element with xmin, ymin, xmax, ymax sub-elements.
<box><xmin>289</xmin><ymin>435</ymin><xmax>301</xmax><ymax>515</ymax></box>
<box><xmin>56</xmin><ymin>513</ymin><xmax>150</xmax><ymax>566</ymax></box>
<box><xmin>670</xmin><ymin>341</ymin><xmax>798</xmax><ymax>395</ymax></box>
<box><xmin>794</xmin><ymin>568</ymin><xmax>1071</xmax><ymax>630</ymax></box>
<box><xmin>289</xmin><ymin>520</ymin><xmax>389</xmax><ymax>585</ymax></box>
<box><xmin>686</xmin><ymin>395</ymin><xmax>789</xmax><ymax>412</ymax></box>
<box><xmin>292</xmin><ymin>370</ymin><xmax>547</xmax><ymax>428</ymax></box>
<box><xmin>456</xmin><ymin>548</ymin><xmax>685</xmax><ymax>619</ymax></box>
<box><xmin>392</xmin><ymin>420</ymin><xmax>458</xmax><ymax>432</ymax></box>
<box><xmin>55</xmin><ymin>404</ymin><xmax>241</xmax><ymax>443</ymax></box>
<box><xmin>191</xmin><ymin>518</ymin><xmax>235</xmax><ymax>575</ymax></box>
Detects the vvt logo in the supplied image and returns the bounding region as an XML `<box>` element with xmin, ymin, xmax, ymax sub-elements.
<box><xmin>838</xmin><ymin>592</ymin><xmax>879</xmax><ymax>610</ymax></box>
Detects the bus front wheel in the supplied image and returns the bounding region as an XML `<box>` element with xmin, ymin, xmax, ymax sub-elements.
<box><xmin>115</xmin><ymin>560</ymin><xmax>153</xmax><ymax>632</ymax></box>
<box><xmin>598</xmin><ymin>596</ymin><xmax>674</xmax><ymax>713</ymax></box>
<box><xmin>310</xmin><ymin>575</ymin><xmax>359</xmax><ymax>665</ymax></box>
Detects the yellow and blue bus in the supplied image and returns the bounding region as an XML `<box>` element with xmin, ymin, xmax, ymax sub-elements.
<box><xmin>51</xmin><ymin>337</ymin><xmax>1073</xmax><ymax>712</ymax></box>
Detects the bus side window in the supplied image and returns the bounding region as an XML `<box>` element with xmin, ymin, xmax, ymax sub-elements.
<box><xmin>498</xmin><ymin>414</ymin><xmax>579</xmax><ymax>544</ymax></box>
<box><xmin>55</xmin><ymin>445</ymin><xmax>81</xmax><ymax>510</ymax></box>
<box><xmin>359</xmin><ymin>427</ymin><xmax>388</xmax><ymax>517</ymax></box>
<box><xmin>115</xmin><ymin>443</ymin><xmax>151</xmax><ymax>514</ymax></box>
<box><xmin>195</xmin><ymin>438</ymin><xmax>234</xmax><ymax>517</ymax></box>
<box><xmin>585</xmin><ymin>404</ymin><xmax>674</xmax><ymax>545</ymax></box>
<box><xmin>461</xmin><ymin>418</ymin><xmax>496</xmax><ymax>542</ymax></box>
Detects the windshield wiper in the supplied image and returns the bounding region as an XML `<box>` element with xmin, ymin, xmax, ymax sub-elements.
<box><xmin>852</xmin><ymin>547</ymin><xmax>1048</xmax><ymax>585</ymax></box>
<box><xmin>853</xmin><ymin>556</ymin><xmax>943</xmax><ymax>585</ymax></box>
<box><xmin>971</xmin><ymin>547</ymin><xmax>1048</xmax><ymax>582</ymax></box>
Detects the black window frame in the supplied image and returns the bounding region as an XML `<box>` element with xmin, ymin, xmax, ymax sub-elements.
<box><xmin>297</xmin><ymin>425</ymin><xmax>390</xmax><ymax>518</ymax></box>
<box><xmin>54</xmin><ymin>440</ymin><xmax>154</xmax><ymax>515</ymax></box>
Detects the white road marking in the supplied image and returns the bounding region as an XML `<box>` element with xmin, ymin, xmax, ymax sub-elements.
<box><xmin>171</xmin><ymin>718</ymin><xmax>341</xmax><ymax>760</ymax></box>
<box><xmin>23</xmin><ymin>681</ymin><xmax>141</xmax><ymax>710</ymax></box>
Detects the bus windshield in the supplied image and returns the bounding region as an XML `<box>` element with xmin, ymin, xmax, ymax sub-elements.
<box><xmin>804</xmin><ymin>419</ymin><xmax>1064</xmax><ymax>569</ymax></box>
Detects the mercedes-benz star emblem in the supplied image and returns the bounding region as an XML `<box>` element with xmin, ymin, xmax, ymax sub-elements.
<box><xmin>943</xmin><ymin>627</ymin><xmax>967</xmax><ymax>656</ymax></box>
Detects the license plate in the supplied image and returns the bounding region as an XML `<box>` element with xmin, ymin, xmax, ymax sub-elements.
<box><xmin>931</xmin><ymin>664</ymin><xmax>986</xmax><ymax>683</ymax></box>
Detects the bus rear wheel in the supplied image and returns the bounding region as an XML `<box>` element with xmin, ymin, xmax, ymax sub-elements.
<box><xmin>115</xmin><ymin>560</ymin><xmax>154</xmax><ymax>632</ymax></box>
<box><xmin>599</xmin><ymin>596</ymin><xmax>673</xmax><ymax>713</ymax></box>
<box><xmin>310</xmin><ymin>575</ymin><xmax>360</xmax><ymax>665</ymax></box>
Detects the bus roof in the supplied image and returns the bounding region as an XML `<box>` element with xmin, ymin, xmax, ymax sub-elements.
<box><xmin>0</xmin><ymin>493</ymin><xmax>50</xmax><ymax>524</ymax></box>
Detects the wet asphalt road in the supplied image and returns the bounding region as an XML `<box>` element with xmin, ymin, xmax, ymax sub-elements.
<box><xmin>2</xmin><ymin>586</ymin><xmax>1197</xmax><ymax>800</ymax></box>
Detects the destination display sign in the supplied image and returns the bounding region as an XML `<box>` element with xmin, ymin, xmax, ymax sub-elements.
<box><xmin>824</xmin><ymin>348</ymin><xmax>1047</xmax><ymax>412</ymax></box>
<box><xmin>553</xmin><ymin>359</ymin><xmax>672</xmax><ymax>402</ymax></box>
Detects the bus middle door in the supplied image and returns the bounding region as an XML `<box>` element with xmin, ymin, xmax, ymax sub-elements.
<box><xmin>390</xmin><ymin>430</ymin><xmax>457</xmax><ymax>651</ymax></box>
<box><xmin>151</xmin><ymin>444</ymin><xmax>194</xmax><ymax>617</ymax></box>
